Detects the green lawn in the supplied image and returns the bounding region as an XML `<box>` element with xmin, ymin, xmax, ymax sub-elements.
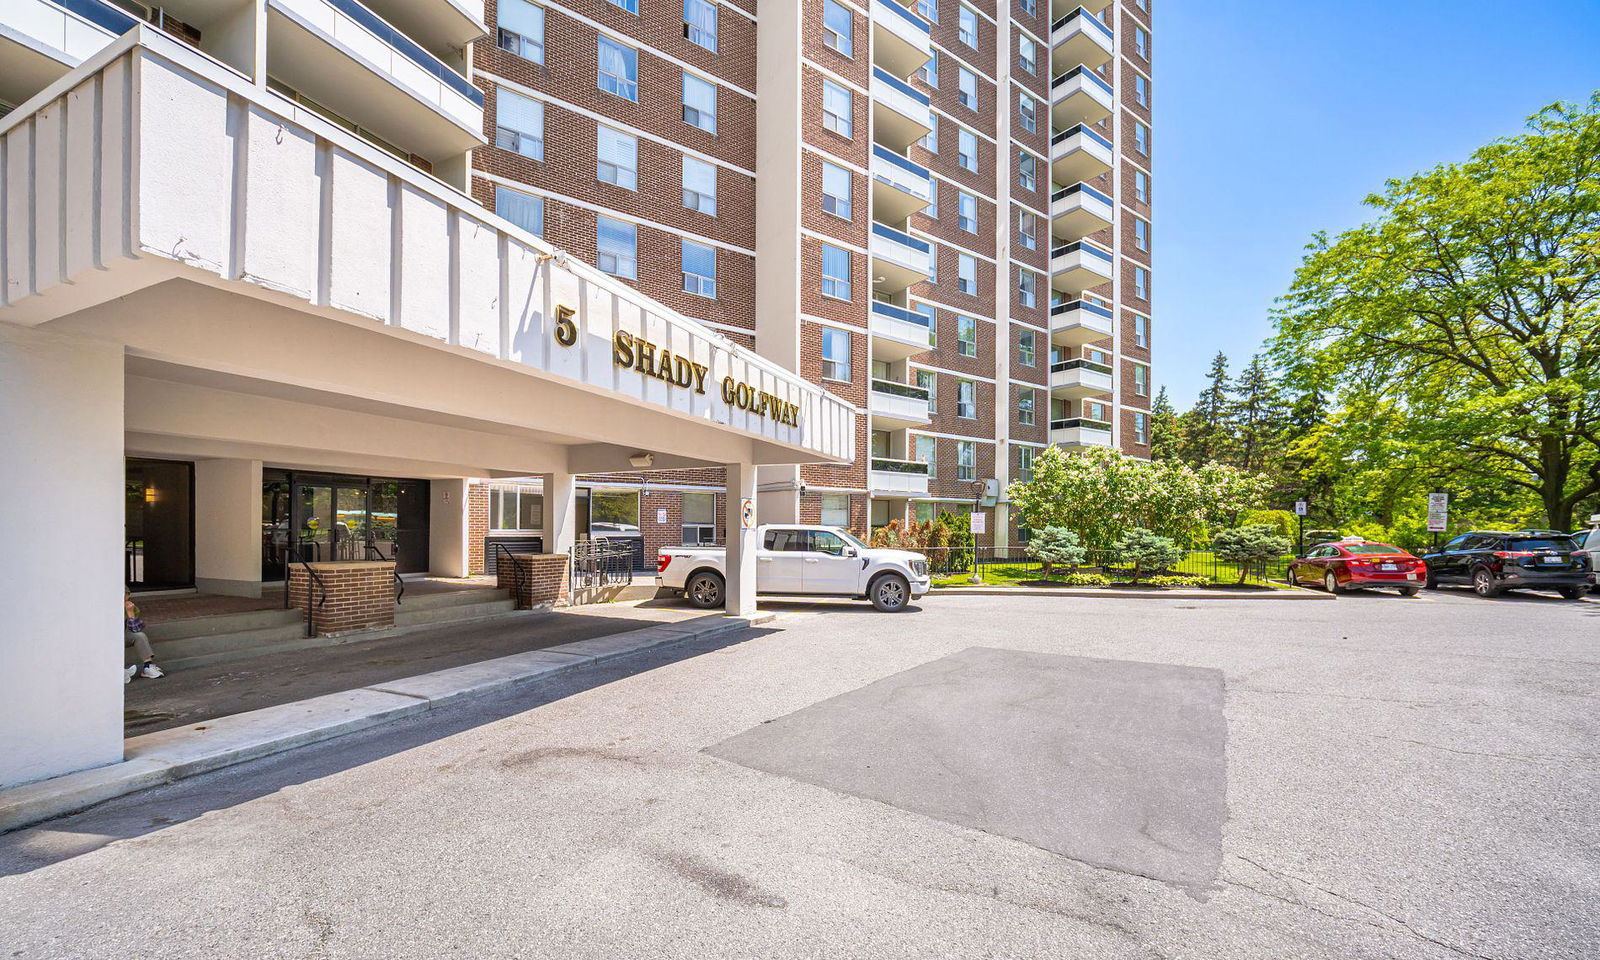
<box><xmin>931</xmin><ymin>552</ymin><xmax>1298</xmax><ymax>589</ymax></box>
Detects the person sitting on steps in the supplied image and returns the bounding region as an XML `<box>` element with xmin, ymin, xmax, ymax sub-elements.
<box><xmin>124</xmin><ymin>592</ymin><xmax>165</xmax><ymax>682</ymax></box>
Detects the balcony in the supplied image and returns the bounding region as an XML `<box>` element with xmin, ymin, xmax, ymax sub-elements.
<box><xmin>869</xmin><ymin>457</ymin><xmax>931</xmax><ymax>498</ymax></box>
<box><xmin>871</xmin><ymin>144</ymin><xmax>933</xmax><ymax>223</ymax></box>
<box><xmin>1050</xmin><ymin>358</ymin><xmax>1115</xmax><ymax>398</ymax></box>
<box><xmin>870</xmin><ymin>223</ymin><xmax>933</xmax><ymax>296</ymax></box>
<box><xmin>1050</xmin><ymin>64</ymin><xmax>1114</xmax><ymax>128</ymax></box>
<box><xmin>1052</xmin><ymin>0</ymin><xmax>1114</xmax><ymax>17</ymax></box>
<box><xmin>0</xmin><ymin>0</ymin><xmax>132</xmax><ymax>108</ymax></box>
<box><xmin>869</xmin><ymin>379</ymin><xmax>932</xmax><ymax>428</ymax></box>
<box><xmin>1050</xmin><ymin>182</ymin><xmax>1114</xmax><ymax>241</ymax></box>
<box><xmin>871</xmin><ymin>0</ymin><xmax>931</xmax><ymax>79</ymax></box>
<box><xmin>869</xmin><ymin>300</ymin><xmax>935</xmax><ymax>361</ymax></box>
<box><xmin>266</xmin><ymin>0</ymin><xmax>486</xmax><ymax>168</ymax></box>
<box><xmin>1050</xmin><ymin>122</ymin><xmax>1113</xmax><ymax>184</ymax></box>
<box><xmin>871</xmin><ymin>65</ymin><xmax>933</xmax><ymax>151</ymax></box>
<box><xmin>1050</xmin><ymin>298</ymin><xmax>1115</xmax><ymax>347</ymax></box>
<box><xmin>1050</xmin><ymin>418</ymin><xmax>1114</xmax><ymax>448</ymax></box>
<box><xmin>360</xmin><ymin>0</ymin><xmax>487</xmax><ymax>60</ymax></box>
<box><xmin>1050</xmin><ymin>7</ymin><xmax>1115</xmax><ymax>74</ymax></box>
<box><xmin>1051</xmin><ymin>240</ymin><xmax>1114</xmax><ymax>295</ymax></box>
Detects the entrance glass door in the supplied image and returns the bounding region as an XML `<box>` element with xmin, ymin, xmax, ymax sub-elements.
<box><xmin>295</xmin><ymin>484</ymin><xmax>337</xmax><ymax>563</ymax></box>
<box><xmin>335</xmin><ymin>486</ymin><xmax>369</xmax><ymax>560</ymax></box>
<box><xmin>267</xmin><ymin>474</ymin><xmax>431</xmax><ymax>578</ymax></box>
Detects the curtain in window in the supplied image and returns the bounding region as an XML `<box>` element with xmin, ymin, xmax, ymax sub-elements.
<box><xmin>502</xmin><ymin>0</ymin><xmax>544</xmax><ymax>42</ymax></box>
<box><xmin>598</xmin><ymin>38</ymin><xmax>636</xmax><ymax>96</ymax></box>
<box><xmin>684</xmin><ymin>0</ymin><xmax>718</xmax><ymax>47</ymax></box>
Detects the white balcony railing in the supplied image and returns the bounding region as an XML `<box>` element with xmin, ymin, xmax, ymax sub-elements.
<box><xmin>1051</xmin><ymin>240</ymin><xmax>1114</xmax><ymax>294</ymax></box>
<box><xmin>869</xmin><ymin>379</ymin><xmax>932</xmax><ymax>427</ymax></box>
<box><xmin>1050</xmin><ymin>181</ymin><xmax>1115</xmax><ymax>241</ymax></box>
<box><xmin>869</xmin><ymin>301</ymin><xmax>935</xmax><ymax>360</ymax></box>
<box><xmin>1050</xmin><ymin>419</ymin><xmax>1114</xmax><ymax>448</ymax></box>
<box><xmin>1050</xmin><ymin>298</ymin><xmax>1115</xmax><ymax>346</ymax></box>
<box><xmin>1050</xmin><ymin>64</ymin><xmax>1114</xmax><ymax>126</ymax></box>
<box><xmin>870</xmin><ymin>223</ymin><xmax>933</xmax><ymax>294</ymax></box>
<box><xmin>3</xmin><ymin>0</ymin><xmax>129</xmax><ymax>68</ymax></box>
<box><xmin>1050</xmin><ymin>122</ymin><xmax>1114</xmax><ymax>184</ymax></box>
<box><xmin>1050</xmin><ymin>358</ymin><xmax>1115</xmax><ymax>397</ymax></box>
<box><xmin>870</xmin><ymin>65</ymin><xmax>933</xmax><ymax>149</ymax></box>
<box><xmin>871</xmin><ymin>144</ymin><xmax>933</xmax><ymax>221</ymax></box>
<box><xmin>871</xmin><ymin>0</ymin><xmax>931</xmax><ymax>79</ymax></box>
<box><xmin>869</xmin><ymin>458</ymin><xmax>931</xmax><ymax>497</ymax></box>
<box><xmin>1050</xmin><ymin>6</ymin><xmax>1115</xmax><ymax>72</ymax></box>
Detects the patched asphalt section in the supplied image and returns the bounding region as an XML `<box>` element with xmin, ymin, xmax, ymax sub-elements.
<box><xmin>707</xmin><ymin>646</ymin><xmax>1228</xmax><ymax>894</ymax></box>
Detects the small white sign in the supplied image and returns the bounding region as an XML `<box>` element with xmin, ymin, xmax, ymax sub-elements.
<box><xmin>656</xmin><ymin>508</ymin><xmax>668</xmax><ymax>524</ymax></box>
<box><xmin>1427</xmin><ymin>492</ymin><xmax>1449</xmax><ymax>532</ymax></box>
<box><xmin>969</xmin><ymin>512</ymin><xmax>986</xmax><ymax>535</ymax></box>
<box><xmin>1294</xmin><ymin>501</ymin><xmax>1307</xmax><ymax>516</ymax></box>
<box><xmin>740</xmin><ymin>498</ymin><xmax>756</xmax><ymax>530</ymax></box>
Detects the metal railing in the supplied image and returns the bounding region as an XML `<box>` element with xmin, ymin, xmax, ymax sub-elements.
<box><xmin>571</xmin><ymin>538</ymin><xmax>635</xmax><ymax>591</ymax></box>
<box><xmin>365</xmin><ymin>541</ymin><xmax>405</xmax><ymax>604</ymax></box>
<box><xmin>920</xmin><ymin>546</ymin><xmax>1296</xmax><ymax>583</ymax></box>
<box><xmin>492</xmin><ymin>542</ymin><xmax>527</xmax><ymax>604</ymax></box>
<box><xmin>281</xmin><ymin>550</ymin><xmax>328</xmax><ymax>637</ymax></box>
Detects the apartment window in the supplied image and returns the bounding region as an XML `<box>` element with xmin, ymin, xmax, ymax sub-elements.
<box><xmin>958</xmin><ymin>4</ymin><xmax>977</xmax><ymax>47</ymax></box>
<box><xmin>597</xmin><ymin>36</ymin><xmax>638</xmax><ymax>101</ymax></box>
<box><xmin>497</xmin><ymin>0</ymin><xmax>545</xmax><ymax>63</ymax></box>
<box><xmin>926</xmin><ymin>246</ymin><xmax>939</xmax><ymax>284</ymax></box>
<box><xmin>1135</xmin><ymin>74</ymin><xmax>1149</xmax><ymax>108</ymax></box>
<box><xmin>1134</xmin><ymin>120</ymin><xmax>1150</xmax><ymax>155</ymax></box>
<box><xmin>822</xmin><ymin>80</ymin><xmax>853</xmax><ymax>137</ymax></box>
<box><xmin>1016</xmin><ymin>445</ymin><xmax>1036</xmax><ymax>481</ymax></box>
<box><xmin>1134</xmin><ymin>265</ymin><xmax>1149</xmax><ymax>300</ymax></box>
<box><xmin>1134</xmin><ymin>217</ymin><xmax>1150</xmax><ymax>252</ymax></box>
<box><xmin>1018</xmin><ymin>329</ymin><xmax>1036</xmax><ymax>366</ymax></box>
<box><xmin>684</xmin><ymin>0</ymin><xmax>718</xmax><ymax>52</ymax></box>
<box><xmin>957</xmin><ymin>380</ymin><xmax>976</xmax><ymax>418</ymax></box>
<box><xmin>1018</xmin><ymin>388</ymin><xmax>1036</xmax><ymax>426</ymax></box>
<box><xmin>920</xmin><ymin>114</ymin><xmax>938</xmax><ymax>153</ymax></box>
<box><xmin>957</xmin><ymin>127</ymin><xmax>977</xmax><ymax>172</ymax></box>
<box><xmin>1018</xmin><ymin>151</ymin><xmax>1038</xmax><ymax>191</ymax></box>
<box><xmin>681</xmin><ymin>493</ymin><xmax>716</xmax><ymax>545</ymax></box>
<box><xmin>956</xmin><ymin>439</ymin><xmax>976</xmax><ymax>479</ymax></box>
<box><xmin>958</xmin><ymin>192</ymin><xmax>977</xmax><ymax>232</ymax></box>
<box><xmin>1134</xmin><ymin>314</ymin><xmax>1149</xmax><ymax>348</ymax></box>
<box><xmin>955</xmin><ymin>315</ymin><xmax>977</xmax><ymax>356</ymax></box>
<box><xmin>494</xmin><ymin>88</ymin><xmax>544</xmax><ymax>160</ymax></box>
<box><xmin>915</xmin><ymin>367</ymin><xmax>937</xmax><ymax>413</ymax></box>
<box><xmin>1085</xmin><ymin>400</ymin><xmax>1107</xmax><ymax>422</ymax></box>
<box><xmin>1018</xmin><ymin>269</ymin><xmax>1037</xmax><ymax>308</ymax></box>
<box><xmin>1135</xmin><ymin>25</ymin><xmax>1149</xmax><ymax>59</ymax></box>
<box><xmin>596</xmin><ymin>126</ymin><xmax>637</xmax><ymax>190</ymax></box>
<box><xmin>824</xmin><ymin>0</ymin><xmax>853</xmax><ymax>56</ymax></box>
<box><xmin>821</xmin><ymin>327</ymin><xmax>851</xmax><ymax>381</ymax></box>
<box><xmin>925</xmin><ymin>183</ymin><xmax>939</xmax><ymax>218</ymax></box>
<box><xmin>958</xmin><ymin>68</ymin><xmax>978</xmax><ymax>111</ymax></box>
<box><xmin>1019</xmin><ymin>35</ymin><xmax>1037</xmax><ymax>75</ymax></box>
<box><xmin>822</xmin><ymin>162</ymin><xmax>852</xmax><ymax>220</ymax></box>
<box><xmin>1133</xmin><ymin>363</ymin><xmax>1149</xmax><ymax>397</ymax></box>
<box><xmin>957</xmin><ymin>254</ymin><xmax>976</xmax><ymax>295</ymax></box>
<box><xmin>820</xmin><ymin>494</ymin><xmax>850</xmax><ymax>528</ymax></box>
<box><xmin>1135</xmin><ymin>170</ymin><xmax>1150</xmax><ymax>203</ymax></box>
<box><xmin>682</xmin><ymin>240</ymin><xmax>717</xmax><ymax>297</ymax></box>
<box><xmin>1017</xmin><ymin>210</ymin><xmax>1037</xmax><ymax>250</ymax></box>
<box><xmin>490</xmin><ymin>485</ymin><xmax>543</xmax><ymax>531</ymax></box>
<box><xmin>1018</xmin><ymin>92</ymin><xmax>1037</xmax><ymax>134</ymax></box>
<box><xmin>911</xmin><ymin>301</ymin><xmax>937</xmax><ymax>348</ymax></box>
<box><xmin>919</xmin><ymin>50</ymin><xmax>938</xmax><ymax>87</ymax></box>
<box><xmin>494</xmin><ymin>186</ymin><xmax>543</xmax><ymax>237</ymax></box>
<box><xmin>682</xmin><ymin>72</ymin><xmax>717</xmax><ymax>134</ymax></box>
<box><xmin>596</xmin><ymin>216</ymin><xmax>637</xmax><ymax>279</ymax></box>
<box><xmin>915</xmin><ymin>435</ymin><xmax>937</xmax><ymax>476</ymax></box>
<box><xmin>821</xmin><ymin>244</ymin><xmax>851</xmax><ymax>300</ymax></box>
<box><xmin>607</xmin><ymin>0</ymin><xmax>638</xmax><ymax>12</ymax></box>
<box><xmin>918</xmin><ymin>0</ymin><xmax>938</xmax><ymax>20</ymax></box>
<box><xmin>1134</xmin><ymin>412</ymin><xmax>1149</xmax><ymax>445</ymax></box>
<box><xmin>682</xmin><ymin>155</ymin><xmax>717</xmax><ymax>214</ymax></box>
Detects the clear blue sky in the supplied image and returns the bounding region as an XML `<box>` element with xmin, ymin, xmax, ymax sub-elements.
<box><xmin>1154</xmin><ymin>0</ymin><xmax>1600</xmax><ymax>406</ymax></box>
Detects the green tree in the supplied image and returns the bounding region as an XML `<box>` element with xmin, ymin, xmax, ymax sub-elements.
<box><xmin>1026</xmin><ymin>526</ymin><xmax>1086</xmax><ymax>580</ymax></box>
<box><xmin>1148</xmin><ymin>387</ymin><xmax>1182</xmax><ymax>461</ymax></box>
<box><xmin>1272</xmin><ymin>95</ymin><xmax>1600</xmax><ymax>529</ymax></box>
<box><xmin>1114</xmin><ymin>528</ymin><xmax>1182</xmax><ymax>585</ymax></box>
<box><xmin>1230</xmin><ymin>355</ymin><xmax>1282</xmax><ymax>473</ymax></box>
<box><xmin>1180</xmin><ymin>352</ymin><xmax>1235</xmax><ymax>465</ymax></box>
<box><xmin>1212</xmin><ymin>525</ymin><xmax>1293</xmax><ymax>584</ymax></box>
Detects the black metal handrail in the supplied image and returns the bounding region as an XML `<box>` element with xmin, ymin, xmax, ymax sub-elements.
<box><xmin>493</xmin><ymin>541</ymin><xmax>528</xmax><ymax>603</ymax></box>
<box><xmin>365</xmin><ymin>542</ymin><xmax>405</xmax><ymax>604</ymax></box>
<box><xmin>294</xmin><ymin>559</ymin><xmax>328</xmax><ymax>637</ymax></box>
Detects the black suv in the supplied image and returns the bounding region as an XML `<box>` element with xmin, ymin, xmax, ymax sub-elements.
<box><xmin>1423</xmin><ymin>531</ymin><xmax>1594</xmax><ymax>599</ymax></box>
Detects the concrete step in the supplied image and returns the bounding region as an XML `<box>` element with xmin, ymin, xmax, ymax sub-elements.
<box><xmin>145</xmin><ymin>607</ymin><xmax>303</xmax><ymax>641</ymax></box>
<box><xmin>141</xmin><ymin>622</ymin><xmax>310</xmax><ymax>670</ymax></box>
<box><xmin>396</xmin><ymin>587</ymin><xmax>511</xmax><ymax>612</ymax></box>
<box><xmin>393</xmin><ymin>598</ymin><xmax>517</xmax><ymax>628</ymax></box>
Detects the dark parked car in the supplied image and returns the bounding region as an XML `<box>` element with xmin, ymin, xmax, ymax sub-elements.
<box><xmin>1423</xmin><ymin>531</ymin><xmax>1594</xmax><ymax>599</ymax></box>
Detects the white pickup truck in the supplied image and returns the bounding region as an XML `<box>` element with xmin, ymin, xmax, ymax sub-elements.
<box><xmin>655</xmin><ymin>525</ymin><xmax>932</xmax><ymax>612</ymax></box>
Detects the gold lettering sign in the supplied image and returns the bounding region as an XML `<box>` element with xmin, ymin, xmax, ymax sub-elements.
<box><xmin>551</xmin><ymin>312</ymin><xmax>798</xmax><ymax>427</ymax></box>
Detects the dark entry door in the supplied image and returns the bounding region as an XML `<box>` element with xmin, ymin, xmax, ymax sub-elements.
<box><xmin>126</xmin><ymin>459</ymin><xmax>194</xmax><ymax>591</ymax></box>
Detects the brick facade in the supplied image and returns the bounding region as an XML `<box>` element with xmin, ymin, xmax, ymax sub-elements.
<box><xmin>497</xmin><ymin>553</ymin><xmax>571</xmax><ymax>609</ymax></box>
<box><xmin>289</xmin><ymin>562</ymin><xmax>396</xmax><ymax>637</ymax></box>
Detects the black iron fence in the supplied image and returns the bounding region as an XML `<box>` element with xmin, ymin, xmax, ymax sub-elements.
<box><xmin>571</xmin><ymin>538</ymin><xmax>636</xmax><ymax>590</ymax></box>
<box><xmin>918</xmin><ymin>546</ymin><xmax>1296</xmax><ymax>584</ymax></box>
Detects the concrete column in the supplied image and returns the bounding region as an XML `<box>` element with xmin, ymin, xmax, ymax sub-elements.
<box><xmin>429</xmin><ymin>479</ymin><xmax>470</xmax><ymax>577</ymax></box>
<box><xmin>0</xmin><ymin>326</ymin><xmax>125</xmax><ymax>788</ymax></box>
<box><xmin>724</xmin><ymin>462</ymin><xmax>758</xmax><ymax>617</ymax></box>
<box><xmin>542</xmin><ymin>471</ymin><xmax>576</xmax><ymax>555</ymax></box>
<box><xmin>194</xmin><ymin>457</ymin><xmax>263</xmax><ymax>597</ymax></box>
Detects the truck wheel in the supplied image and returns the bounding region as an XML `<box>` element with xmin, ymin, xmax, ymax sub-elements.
<box><xmin>1472</xmin><ymin>568</ymin><xmax>1501</xmax><ymax>598</ymax></box>
<box><xmin>1558</xmin><ymin>586</ymin><xmax>1585</xmax><ymax>600</ymax></box>
<box><xmin>870</xmin><ymin>574</ymin><xmax>911</xmax><ymax>612</ymax></box>
<box><xmin>686</xmin><ymin>571</ymin><xmax>725</xmax><ymax>609</ymax></box>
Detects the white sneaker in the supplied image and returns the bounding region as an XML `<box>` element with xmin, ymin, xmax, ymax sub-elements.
<box><xmin>125</xmin><ymin>665</ymin><xmax>138</xmax><ymax>684</ymax></box>
<box><xmin>139</xmin><ymin>663</ymin><xmax>165</xmax><ymax>679</ymax></box>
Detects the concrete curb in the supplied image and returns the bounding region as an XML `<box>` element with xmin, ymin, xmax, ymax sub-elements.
<box><xmin>0</xmin><ymin>613</ymin><xmax>774</xmax><ymax>835</ymax></box>
<box><xmin>931</xmin><ymin>585</ymin><xmax>1332</xmax><ymax>600</ymax></box>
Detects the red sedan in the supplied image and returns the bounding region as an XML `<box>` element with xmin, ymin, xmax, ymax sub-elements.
<box><xmin>1289</xmin><ymin>540</ymin><xmax>1427</xmax><ymax>596</ymax></box>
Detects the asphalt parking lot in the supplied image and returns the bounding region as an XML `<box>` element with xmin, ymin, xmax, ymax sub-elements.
<box><xmin>1</xmin><ymin>587</ymin><xmax>1595</xmax><ymax>959</ymax></box>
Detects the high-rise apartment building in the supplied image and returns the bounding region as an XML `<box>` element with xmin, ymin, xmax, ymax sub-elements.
<box><xmin>473</xmin><ymin>0</ymin><xmax>1154</xmax><ymax>555</ymax></box>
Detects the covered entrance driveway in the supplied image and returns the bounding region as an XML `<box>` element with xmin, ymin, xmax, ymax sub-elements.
<box><xmin>0</xmin><ymin>30</ymin><xmax>853</xmax><ymax>790</ymax></box>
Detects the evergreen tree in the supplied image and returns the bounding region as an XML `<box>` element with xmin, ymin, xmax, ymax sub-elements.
<box><xmin>1148</xmin><ymin>387</ymin><xmax>1181</xmax><ymax>461</ymax></box>
<box><xmin>1231</xmin><ymin>355</ymin><xmax>1281</xmax><ymax>473</ymax></box>
<box><xmin>1180</xmin><ymin>352</ymin><xmax>1233</xmax><ymax>465</ymax></box>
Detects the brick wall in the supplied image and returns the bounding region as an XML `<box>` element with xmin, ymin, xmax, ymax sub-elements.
<box><xmin>289</xmin><ymin>562</ymin><xmax>396</xmax><ymax>637</ymax></box>
<box><xmin>468</xmin><ymin>482</ymin><xmax>491</xmax><ymax>575</ymax></box>
<box><xmin>497</xmin><ymin>553</ymin><xmax>570</xmax><ymax>609</ymax></box>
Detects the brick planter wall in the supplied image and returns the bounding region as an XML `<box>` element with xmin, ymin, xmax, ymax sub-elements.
<box><xmin>288</xmin><ymin>561</ymin><xmax>396</xmax><ymax>637</ymax></box>
<box><xmin>496</xmin><ymin>554</ymin><xmax>570</xmax><ymax>610</ymax></box>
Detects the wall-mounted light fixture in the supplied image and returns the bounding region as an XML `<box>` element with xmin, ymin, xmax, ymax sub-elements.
<box><xmin>628</xmin><ymin>452</ymin><xmax>655</xmax><ymax>469</ymax></box>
